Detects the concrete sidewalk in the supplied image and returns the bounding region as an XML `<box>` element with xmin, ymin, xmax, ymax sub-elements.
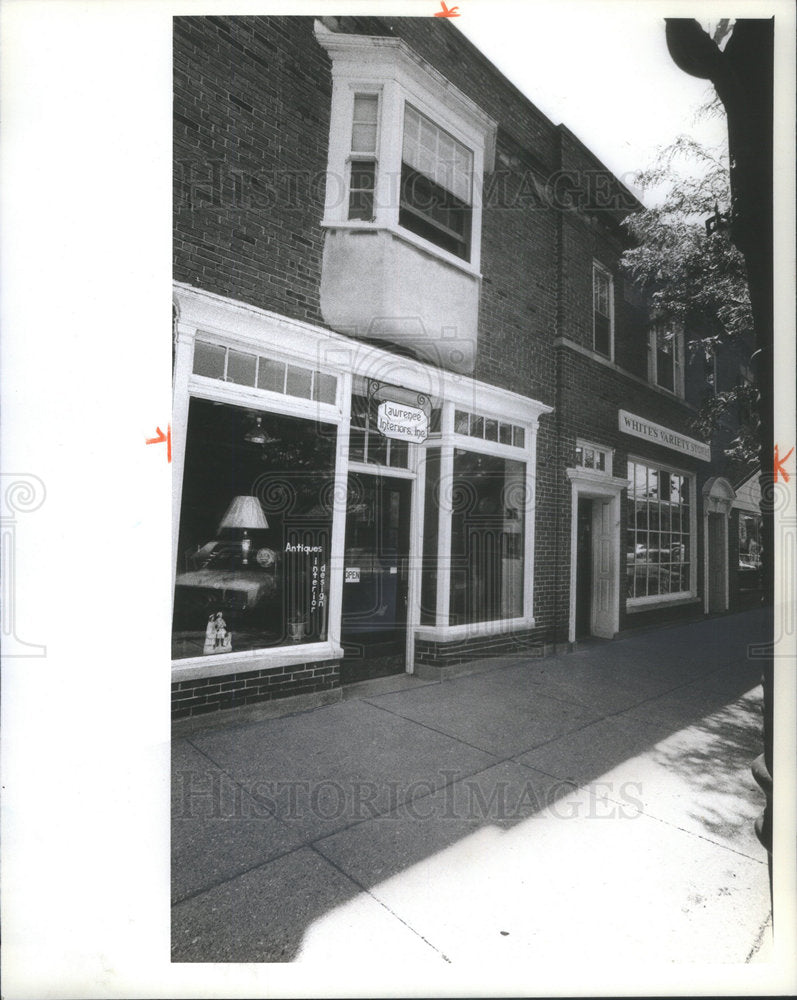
<box><xmin>172</xmin><ymin>608</ymin><xmax>771</xmax><ymax>966</ymax></box>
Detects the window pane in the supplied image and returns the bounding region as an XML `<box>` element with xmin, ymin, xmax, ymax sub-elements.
<box><xmin>257</xmin><ymin>358</ymin><xmax>286</xmax><ymax>394</ymax></box>
<box><xmin>499</xmin><ymin>423</ymin><xmax>512</xmax><ymax>445</ymax></box>
<box><xmin>227</xmin><ymin>350</ymin><xmax>257</xmax><ymax>387</ymax></box>
<box><xmin>470</xmin><ymin>415</ymin><xmax>484</xmax><ymax>438</ymax></box>
<box><xmin>351</xmin><ymin>95</ymin><xmax>378</xmax><ymax>152</ymax></box>
<box><xmin>286</xmin><ymin>365</ymin><xmax>313</xmax><ymax>399</ymax></box>
<box><xmin>421</xmin><ymin>449</ymin><xmax>441</xmax><ymax>624</ymax></box>
<box><xmin>454</xmin><ymin>409</ymin><xmax>470</xmax><ymax>434</ymax></box>
<box><xmin>313</xmin><ymin>372</ymin><xmax>337</xmax><ymax>405</ymax></box>
<box><xmin>351</xmin><ymin>123</ymin><xmax>377</xmax><ymax>152</ymax></box>
<box><xmin>449</xmin><ymin>452</ymin><xmax>525</xmax><ymax>625</ymax></box>
<box><xmin>173</xmin><ymin>399</ymin><xmax>336</xmax><ymax>658</ymax></box>
<box><xmin>594</xmin><ymin>315</ymin><xmax>610</xmax><ymax>356</ymax></box>
<box><xmin>485</xmin><ymin>418</ymin><xmax>498</xmax><ymax>442</ymax></box>
<box><xmin>512</xmin><ymin>426</ymin><xmax>525</xmax><ymax>448</ymax></box>
<box><xmin>193</xmin><ymin>341</ymin><xmax>226</xmax><ymax>379</ymax></box>
<box><xmin>348</xmin><ymin>160</ymin><xmax>375</xmax><ymax>221</ymax></box>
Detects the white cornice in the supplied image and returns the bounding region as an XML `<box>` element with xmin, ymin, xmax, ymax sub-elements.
<box><xmin>173</xmin><ymin>283</ymin><xmax>552</xmax><ymax>425</ymax></box>
<box><xmin>314</xmin><ymin>19</ymin><xmax>496</xmax><ymax>170</ymax></box>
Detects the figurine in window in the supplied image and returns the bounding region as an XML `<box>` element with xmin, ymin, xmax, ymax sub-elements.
<box><xmin>203</xmin><ymin>611</ymin><xmax>232</xmax><ymax>654</ymax></box>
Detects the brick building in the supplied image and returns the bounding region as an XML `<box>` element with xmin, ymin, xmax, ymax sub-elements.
<box><xmin>171</xmin><ymin>15</ymin><xmax>756</xmax><ymax>721</ymax></box>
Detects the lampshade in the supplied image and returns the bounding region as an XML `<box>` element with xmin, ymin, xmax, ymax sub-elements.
<box><xmin>218</xmin><ymin>496</ymin><xmax>270</xmax><ymax>532</ymax></box>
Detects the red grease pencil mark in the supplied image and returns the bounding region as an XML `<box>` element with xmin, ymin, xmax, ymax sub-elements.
<box><xmin>774</xmin><ymin>444</ymin><xmax>793</xmax><ymax>483</ymax></box>
<box><xmin>146</xmin><ymin>424</ymin><xmax>172</xmax><ymax>463</ymax></box>
<box><xmin>435</xmin><ymin>2</ymin><xmax>460</xmax><ymax>17</ymax></box>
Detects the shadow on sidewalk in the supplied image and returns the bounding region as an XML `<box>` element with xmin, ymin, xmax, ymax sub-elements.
<box><xmin>171</xmin><ymin>607</ymin><xmax>771</xmax><ymax>963</ymax></box>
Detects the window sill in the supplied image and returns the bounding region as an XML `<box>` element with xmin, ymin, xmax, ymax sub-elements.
<box><xmin>172</xmin><ymin>641</ymin><xmax>344</xmax><ymax>682</ymax></box>
<box><xmin>415</xmin><ymin>617</ymin><xmax>535</xmax><ymax>642</ymax></box>
<box><xmin>625</xmin><ymin>595</ymin><xmax>700</xmax><ymax>614</ymax></box>
<box><xmin>320</xmin><ymin>219</ymin><xmax>482</xmax><ymax>280</ymax></box>
<box><xmin>554</xmin><ymin>337</ymin><xmax>696</xmax><ymax>410</ymax></box>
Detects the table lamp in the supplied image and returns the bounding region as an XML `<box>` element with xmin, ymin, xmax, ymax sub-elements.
<box><xmin>218</xmin><ymin>496</ymin><xmax>270</xmax><ymax>565</ymax></box>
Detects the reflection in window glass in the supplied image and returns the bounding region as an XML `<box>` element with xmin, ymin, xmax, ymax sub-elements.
<box><xmin>348</xmin><ymin>395</ymin><xmax>410</xmax><ymax>469</ymax></box>
<box><xmin>173</xmin><ymin>398</ymin><xmax>336</xmax><ymax>659</ymax></box>
<box><xmin>738</xmin><ymin>512</ymin><xmax>763</xmax><ymax>592</ymax></box>
<box><xmin>449</xmin><ymin>451</ymin><xmax>525</xmax><ymax>625</ymax></box>
<box><xmin>420</xmin><ymin>449</ymin><xmax>441</xmax><ymax>625</ymax></box>
<box><xmin>626</xmin><ymin>460</ymin><xmax>692</xmax><ymax>599</ymax></box>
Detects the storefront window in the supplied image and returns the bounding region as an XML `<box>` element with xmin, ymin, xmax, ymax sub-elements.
<box><xmin>626</xmin><ymin>460</ymin><xmax>692</xmax><ymax>599</ymax></box>
<box><xmin>172</xmin><ymin>398</ymin><xmax>336</xmax><ymax>659</ymax></box>
<box><xmin>449</xmin><ymin>451</ymin><xmax>525</xmax><ymax>624</ymax></box>
<box><xmin>738</xmin><ymin>512</ymin><xmax>763</xmax><ymax>591</ymax></box>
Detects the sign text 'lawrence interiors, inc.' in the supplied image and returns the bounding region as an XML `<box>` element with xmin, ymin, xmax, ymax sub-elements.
<box><xmin>618</xmin><ymin>410</ymin><xmax>711</xmax><ymax>462</ymax></box>
<box><xmin>377</xmin><ymin>401</ymin><xmax>429</xmax><ymax>443</ymax></box>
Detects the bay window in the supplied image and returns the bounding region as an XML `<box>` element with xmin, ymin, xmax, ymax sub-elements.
<box><xmin>315</xmin><ymin>20</ymin><xmax>495</xmax><ymax>273</ymax></box>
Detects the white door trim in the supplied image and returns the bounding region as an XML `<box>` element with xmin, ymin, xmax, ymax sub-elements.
<box><xmin>566</xmin><ymin>469</ymin><xmax>630</xmax><ymax>644</ymax></box>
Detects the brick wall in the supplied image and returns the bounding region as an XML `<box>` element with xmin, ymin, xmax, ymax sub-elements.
<box><xmin>172</xmin><ymin>659</ymin><xmax>341</xmax><ymax>719</ymax></box>
<box><xmin>174</xmin><ymin>16</ymin><xmax>331</xmax><ymax>328</ymax></box>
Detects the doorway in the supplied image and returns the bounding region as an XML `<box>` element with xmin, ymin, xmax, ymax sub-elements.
<box><xmin>340</xmin><ymin>472</ymin><xmax>412</xmax><ymax>684</ymax></box>
<box><xmin>707</xmin><ymin>511</ymin><xmax>727</xmax><ymax>613</ymax></box>
<box><xmin>570</xmin><ymin>486</ymin><xmax>620</xmax><ymax>643</ymax></box>
<box><xmin>575</xmin><ymin>498</ymin><xmax>592</xmax><ymax>638</ymax></box>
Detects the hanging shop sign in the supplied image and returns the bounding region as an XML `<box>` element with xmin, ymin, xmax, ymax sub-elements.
<box><xmin>618</xmin><ymin>410</ymin><xmax>711</xmax><ymax>462</ymax></box>
<box><xmin>376</xmin><ymin>401</ymin><xmax>429</xmax><ymax>442</ymax></box>
<box><xmin>368</xmin><ymin>380</ymin><xmax>432</xmax><ymax>444</ymax></box>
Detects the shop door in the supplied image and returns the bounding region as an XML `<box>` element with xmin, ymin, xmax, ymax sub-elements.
<box><xmin>341</xmin><ymin>473</ymin><xmax>412</xmax><ymax>684</ymax></box>
<box><xmin>707</xmin><ymin>512</ymin><xmax>727</xmax><ymax>612</ymax></box>
<box><xmin>591</xmin><ymin>499</ymin><xmax>615</xmax><ymax>638</ymax></box>
<box><xmin>575</xmin><ymin>498</ymin><xmax>592</xmax><ymax>639</ymax></box>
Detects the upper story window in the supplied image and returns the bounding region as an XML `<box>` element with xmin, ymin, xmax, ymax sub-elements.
<box><xmin>315</xmin><ymin>21</ymin><xmax>496</xmax><ymax>273</ymax></box>
<box><xmin>347</xmin><ymin>93</ymin><xmax>379</xmax><ymax>221</ymax></box>
<box><xmin>648</xmin><ymin>321</ymin><xmax>685</xmax><ymax>397</ymax></box>
<box><xmin>593</xmin><ymin>263</ymin><xmax>613</xmax><ymax>358</ymax></box>
<box><xmin>400</xmin><ymin>105</ymin><xmax>473</xmax><ymax>260</ymax></box>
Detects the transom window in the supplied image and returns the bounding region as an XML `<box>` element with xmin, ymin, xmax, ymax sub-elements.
<box><xmin>193</xmin><ymin>340</ymin><xmax>337</xmax><ymax>405</ymax></box>
<box><xmin>593</xmin><ymin>264</ymin><xmax>613</xmax><ymax>358</ymax></box>
<box><xmin>575</xmin><ymin>440</ymin><xmax>612</xmax><ymax>475</ymax></box>
<box><xmin>454</xmin><ymin>408</ymin><xmax>525</xmax><ymax>448</ymax></box>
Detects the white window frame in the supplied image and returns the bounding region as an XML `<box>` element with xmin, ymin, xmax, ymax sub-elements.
<box><xmin>414</xmin><ymin>398</ymin><xmax>545</xmax><ymax>642</ymax></box>
<box><xmin>173</xmin><ymin>283</ymin><xmax>551</xmax><ymax>680</ymax></box>
<box><xmin>626</xmin><ymin>456</ymin><xmax>697</xmax><ymax>609</ymax></box>
<box><xmin>592</xmin><ymin>262</ymin><xmax>614</xmax><ymax>361</ymax></box>
<box><xmin>315</xmin><ymin>20</ymin><xmax>496</xmax><ymax>276</ymax></box>
<box><xmin>648</xmin><ymin>321</ymin><xmax>685</xmax><ymax>398</ymax></box>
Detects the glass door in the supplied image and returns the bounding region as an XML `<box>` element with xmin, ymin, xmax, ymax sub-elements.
<box><xmin>340</xmin><ymin>472</ymin><xmax>412</xmax><ymax>683</ymax></box>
